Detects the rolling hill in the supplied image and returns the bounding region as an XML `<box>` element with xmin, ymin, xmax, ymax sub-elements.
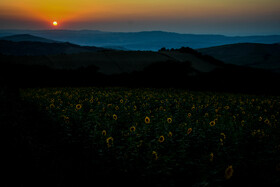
<box><xmin>0</xmin><ymin>37</ymin><xmax>105</xmax><ymax>56</ymax></box>
<box><xmin>2</xmin><ymin>49</ymin><xmax>279</xmax><ymax>94</ymax></box>
<box><xmin>0</xmin><ymin>39</ymin><xmax>223</xmax><ymax>74</ymax></box>
<box><xmin>1</xmin><ymin>39</ymin><xmax>280</xmax><ymax>94</ymax></box>
<box><xmin>198</xmin><ymin>43</ymin><xmax>280</xmax><ymax>71</ymax></box>
<box><xmin>0</xmin><ymin>34</ymin><xmax>58</xmax><ymax>43</ymax></box>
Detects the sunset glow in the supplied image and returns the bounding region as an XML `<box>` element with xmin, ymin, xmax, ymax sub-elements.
<box><xmin>0</xmin><ymin>0</ymin><xmax>280</xmax><ymax>35</ymax></box>
<box><xmin>53</xmin><ymin>21</ymin><xmax>58</xmax><ymax>26</ymax></box>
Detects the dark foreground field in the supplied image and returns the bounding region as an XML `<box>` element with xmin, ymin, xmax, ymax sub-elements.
<box><xmin>2</xmin><ymin>87</ymin><xmax>280</xmax><ymax>187</ymax></box>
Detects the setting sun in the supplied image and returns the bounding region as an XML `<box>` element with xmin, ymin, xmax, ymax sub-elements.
<box><xmin>53</xmin><ymin>21</ymin><xmax>58</xmax><ymax>26</ymax></box>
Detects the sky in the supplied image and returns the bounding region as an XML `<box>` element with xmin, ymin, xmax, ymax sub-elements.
<box><xmin>0</xmin><ymin>0</ymin><xmax>280</xmax><ymax>35</ymax></box>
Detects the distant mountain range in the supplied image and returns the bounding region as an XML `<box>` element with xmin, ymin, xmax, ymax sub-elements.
<box><xmin>0</xmin><ymin>30</ymin><xmax>280</xmax><ymax>50</ymax></box>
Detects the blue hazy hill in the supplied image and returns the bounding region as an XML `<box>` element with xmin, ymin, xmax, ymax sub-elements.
<box><xmin>0</xmin><ymin>30</ymin><xmax>280</xmax><ymax>51</ymax></box>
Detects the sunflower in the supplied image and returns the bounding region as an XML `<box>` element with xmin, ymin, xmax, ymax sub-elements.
<box><xmin>187</xmin><ymin>128</ymin><xmax>192</xmax><ymax>135</ymax></box>
<box><xmin>168</xmin><ymin>131</ymin><xmax>173</xmax><ymax>137</ymax></box>
<box><xmin>264</xmin><ymin>119</ymin><xmax>270</xmax><ymax>125</ymax></box>
<box><xmin>225</xmin><ymin>165</ymin><xmax>234</xmax><ymax>179</ymax></box>
<box><xmin>158</xmin><ymin>135</ymin><xmax>165</xmax><ymax>143</ymax></box>
<box><xmin>130</xmin><ymin>126</ymin><xmax>136</xmax><ymax>132</ymax></box>
<box><xmin>120</xmin><ymin>99</ymin><xmax>123</xmax><ymax>103</ymax></box>
<box><xmin>187</xmin><ymin>113</ymin><xmax>192</xmax><ymax>118</ymax></box>
<box><xmin>209</xmin><ymin>152</ymin><xmax>214</xmax><ymax>162</ymax></box>
<box><xmin>220</xmin><ymin>133</ymin><xmax>226</xmax><ymax>139</ymax></box>
<box><xmin>167</xmin><ymin>117</ymin><xmax>172</xmax><ymax>124</ymax></box>
<box><xmin>209</xmin><ymin>120</ymin><xmax>216</xmax><ymax>127</ymax></box>
<box><xmin>224</xmin><ymin>106</ymin><xmax>230</xmax><ymax>110</ymax></box>
<box><xmin>220</xmin><ymin>138</ymin><xmax>224</xmax><ymax>146</ymax></box>
<box><xmin>106</xmin><ymin>137</ymin><xmax>114</xmax><ymax>148</ymax></box>
<box><xmin>133</xmin><ymin>105</ymin><xmax>137</xmax><ymax>111</ymax></box>
<box><xmin>50</xmin><ymin>103</ymin><xmax>55</xmax><ymax>109</ymax></box>
<box><xmin>145</xmin><ymin>116</ymin><xmax>150</xmax><ymax>124</ymax></box>
<box><xmin>115</xmin><ymin>106</ymin><xmax>119</xmax><ymax>110</ymax></box>
<box><xmin>102</xmin><ymin>130</ymin><xmax>107</xmax><ymax>136</ymax></box>
<box><xmin>76</xmin><ymin>104</ymin><xmax>82</xmax><ymax>110</ymax></box>
<box><xmin>152</xmin><ymin>151</ymin><xmax>158</xmax><ymax>160</ymax></box>
<box><xmin>113</xmin><ymin>114</ymin><xmax>118</xmax><ymax>120</ymax></box>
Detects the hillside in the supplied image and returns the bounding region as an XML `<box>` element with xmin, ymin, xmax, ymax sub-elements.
<box><xmin>198</xmin><ymin>43</ymin><xmax>280</xmax><ymax>71</ymax></box>
<box><xmin>1</xmin><ymin>30</ymin><xmax>280</xmax><ymax>50</ymax></box>
<box><xmin>0</xmin><ymin>40</ymin><xmax>223</xmax><ymax>74</ymax></box>
<box><xmin>1</xmin><ymin>40</ymin><xmax>280</xmax><ymax>94</ymax></box>
<box><xmin>0</xmin><ymin>50</ymin><xmax>220</xmax><ymax>75</ymax></box>
<box><xmin>0</xmin><ymin>34</ymin><xmax>57</xmax><ymax>43</ymax></box>
<box><xmin>0</xmin><ymin>40</ymin><xmax>104</xmax><ymax>56</ymax></box>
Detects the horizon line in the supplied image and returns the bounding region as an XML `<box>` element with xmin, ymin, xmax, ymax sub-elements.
<box><xmin>1</xmin><ymin>29</ymin><xmax>280</xmax><ymax>37</ymax></box>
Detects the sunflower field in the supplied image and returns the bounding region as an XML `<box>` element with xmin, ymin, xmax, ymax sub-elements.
<box><xmin>20</xmin><ymin>87</ymin><xmax>280</xmax><ymax>186</ymax></box>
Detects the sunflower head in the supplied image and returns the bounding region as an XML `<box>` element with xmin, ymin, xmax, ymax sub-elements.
<box><xmin>264</xmin><ymin>119</ymin><xmax>270</xmax><ymax>125</ymax></box>
<box><xmin>130</xmin><ymin>126</ymin><xmax>136</xmax><ymax>132</ymax></box>
<box><xmin>76</xmin><ymin>104</ymin><xmax>82</xmax><ymax>110</ymax></box>
<box><xmin>168</xmin><ymin>131</ymin><xmax>173</xmax><ymax>137</ymax></box>
<box><xmin>209</xmin><ymin>152</ymin><xmax>214</xmax><ymax>162</ymax></box>
<box><xmin>224</xmin><ymin>106</ymin><xmax>230</xmax><ymax>110</ymax></box>
<box><xmin>158</xmin><ymin>135</ymin><xmax>165</xmax><ymax>143</ymax></box>
<box><xmin>209</xmin><ymin>121</ymin><xmax>216</xmax><ymax>127</ymax></box>
<box><xmin>167</xmin><ymin>117</ymin><xmax>172</xmax><ymax>124</ymax></box>
<box><xmin>187</xmin><ymin>128</ymin><xmax>192</xmax><ymax>135</ymax></box>
<box><xmin>152</xmin><ymin>151</ymin><xmax>158</xmax><ymax>160</ymax></box>
<box><xmin>220</xmin><ymin>132</ymin><xmax>226</xmax><ymax>139</ymax></box>
<box><xmin>113</xmin><ymin>114</ymin><xmax>118</xmax><ymax>120</ymax></box>
<box><xmin>102</xmin><ymin>130</ymin><xmax>107</xmax><ymax>136</ymax></box>
<box><xmin>50</xmin><ymin>103</ymin><xmax>55</xmax><ymax>109</ymax></box>
<box><xmin>106</xmin><ymin>137</ymin><xmax>114</xmax><ymax>148</ymax></box>
<box><xmin>145</xmin><ymin>116</ymin><xmax>150</xmax><ymax>124</ymax></box>
<box><xmin>225</xmin><ymin>165</ymin><xmax>234</xmax><ymax>179</ymax></box>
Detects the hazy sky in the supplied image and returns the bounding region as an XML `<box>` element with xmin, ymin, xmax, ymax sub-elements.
<box><xmin>0</xmin><ymin>0</ymin><xmax>280</xmax><ymax>35</ymax></box>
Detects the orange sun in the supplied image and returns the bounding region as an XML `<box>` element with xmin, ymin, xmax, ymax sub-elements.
<box><xmin>52</xmin><ymin>21</ymin><xmax>58</xmax><ymax>26</ymax></box>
